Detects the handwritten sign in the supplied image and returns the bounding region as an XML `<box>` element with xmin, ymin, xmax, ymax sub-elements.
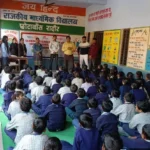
<box><xmin>127</xmin><ymin>27</ymin><xmax>149</xmax><ymax>70</ymax></box>
<box><xmin>102</xmin><ymin>30</ymin><xmax>121</xmax><ymax>64</ymax></box>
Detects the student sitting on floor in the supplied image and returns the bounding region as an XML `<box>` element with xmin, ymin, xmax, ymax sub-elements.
<box><xmin>2</xmin><ymin>81</ymin><xmax>16</xmax><ymax>113</ymax></box>
<box><xmin>122</xmin><ymin>124</ymin><xmax>150</xmax><ymax>150</ymax></box>
<box><xmin>102</xmin><ymin>133</ymin><xmax>123</xmax><ymax>150</ymax></box>
<box><xmin>117</xmin><ymin>71</ymin><xmax>125</xmax><ymax>87</ymax></box>
<box><xmin>7</xmin><ymin>91</ymin><xmax>24</xmax><ymax>120</ymax></box>
<box><xmin>95</xmin><ymin>84</ymin><xmax>109</xmax><ymax>105</ymax></box>
<box><xmin>81</xmin><ymin>77</ymin><xmax>92</xmax><ymax>92</ymax></box>
<box><xmin>19</xmin><ymin>64</ymin><xmax>29</xmax><ymax>76</ymax></box>
<box><xmin>31</xmin><ymin>76</ymin><xmax>44</xmax><ymax>103</ymax></box>
<box><xmin>127</xmin><ymin>72</ymin><xmax>135</xmax><ymax>86</ymax></box>
<box><xmin>41</xmin><ymin>94</ymin><xmax>66</xmax><ymax>131</ymax></box>
<box><xmin>43</xmin><ymin>71</ymin><xmax>53</xmax><ymax>86</ymax></box>
<box><xmin>32</xmin><ymin>86</ymin><xmax>53</xmax><ymax>116</ymax></box>
<box><xmin>123</xmin><ymin>100</ymin><xmax>150</xmax><ymax>138</ymax></box>
<box><xmin>8</xmin><ymin>117</ymin><xmax>48</xmax><ymax>150</ymax></box>
<box><xmin>62</xmin><ymin>84</ymin><xmax>78</xmax><ymax>107</ymax></box>
<box><xmin>52</xmin><ymin>75</ymin><xmax>62</xmax><ymax>94</ymax></box>
<box><xmin>110</xmin><ymin>90</ymin><xmax>122</xmax><ymax>113</ymax></box>
<box><xmin>28</xmin><ymin>74</ymin><xmax>37</xmax><ymax>93</ymax></box>
<box><xmin>5</xmin><ymin>98</ymin><xmax>36</xmax><ymax>144</ymax></box>
<box><xmin>65</xmin><ymin>88</ymin><xmax>88</xmax><ymax>120</ymax></box>
<box><xmin>15</xmin><ymin>80</ymin><xmax>24</xmax><ymax>93</ymax></box>
<box><xmin>96</xmin><ymin>100</ymin><xmax>118</xmax><ymax>138</ymax></box>
<box><xmin>58</xmin><ymin>79</ymin><xmax>71</xmax><ymax>99</ymax></box>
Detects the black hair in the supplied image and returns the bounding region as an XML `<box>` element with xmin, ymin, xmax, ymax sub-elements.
<box><xmin>7</xmin><ymin>81</ymin><xmax>16</xmax><ymax>91</ymax></box>
<box><xmin>43</xmin><ymin>86</ymin><xmax>51</xmax><ymax>94</ymax></box>
<box><xmin>111</xmin><ymin>90</ymin><xmax>120</xmax><ymax>98</ymax></box>
<box><xmin>122</xmin><ymin>78</ymin><xmax>129</xmax><ymax>85</ymax></box>
<box><xmin>87</xmin><ymin>98</ymin><xmax>98</xmax><ymax>108</ymax></box>
<box><xmin>20</xmin><ymin>98</ymin><xmax>32</xmax><ymax>112</ymax></box>
<box><xmin>36</xmin><ymin>37</ymin><xmax>40</xmax><ymax>40</ymax></box>
<box><xmin>136</xmin><ymin>101</ymin><xmax>150</xmax><ymax>113</ymax></box>
<box><xmin>136</xmin><ymin>71</ymin><xmax>143</xmax><ymax>79</ymax></box>
<box><xmin>11</xmin><ymin>91</ymin><xmax>24</xmax><ymax>101</ymax></box>
<box><xmin>77</xmin><ymin>88</ymin><xmax>86</xmax><ymax>98</ymax></box>
<box><xmin>33</xmin><ymin>118</ymin><xmax>47</xmax><ymax>134</ymax></box>
<box><xmin>102</xmin><ymin>100</ymin><xmax>113</xmax><ymax>112</ymax></box>
<box><xmin>75</xmin><ymin>71</ymin><xmax>80</xmax><ymax>78</ymax></box>
<box><xmin>142</xmin><ymin>124</ymin><xmax>150</xmax><ymax>140</ymax></box>
<box><xmin>65</xmin><ymin>79</ymin><xmax>71</xmax><ymax>87</ymax></box>
<box><xmin>85</xmin><ymin>77</ymin><xmax>92</xmax><ymax>83</ymax></box>
<box><xmin>117</xmin><ymin>71</ymin><xmax>125</xmax><ymax>78</ymax></box>
<box><xmin>48</xmin><ymin>71</ymin><xmax>53</xmax><ymax>77</ymax></box>
<box><xmin>44</xmin><ymin>137</ymin><xmax>62</xmax><ymax>150</ymax></box>
<box><xmin>35</xmin><ymin>76</ymin><xmax>43</xmax><ymax>85</ymax></box>
<box><xmin>127</xmin><ymin>72</ymin><xmax>134</xmax><ymax>78</ymax></box>
<box><xmin>146</xmin><ymin>73</ymin><xmax>150</xmax><ymax>80</ymax></box>
<box><xmin>103</xmin><ymin>133</ymin><xmax>123</xmax><ymax>150</ymax></box>
<box><xmin>9</xmin><ymin>74</ymin><xmax>15</xmax><ymax>80</ymax></box>
<box><xmin>56</xmin><ymin>75</ymin><xmax>61</xmax><ymax>84</ymax></box>
<box><xmin>99</xmin><ymin>84</ymin><xmax>107</xmax><ymax>93</ymax></box>
<box><xmin>124</xmin><ymin>93</ymin><xmax>133</xmax><ymax>103</ymax></box>
<box><xmin>53</xmin><ymin>35</ymin><xmax>57</xmax><ymax>38</ymax></box>
<box><xmin>82</xmin><ymin>36</ymin><xmax>86</xmax><ymax>39</ymax></box>
<box><xmin>52</xmin><ymin>94</ymin><xmax>60</xmax><ymax>104</ymax></box>
<box><xmin>16</xmin><ymin>80</ymin><xmax>24</xmax><ymax>89</ymax></box>
<box><xmin>4</xmin><ymin>66</ymin><xmax>11</xmax><ymax>74</ymax></box>
<box><xmin>30</xmin><ymin>70</ymin><xmax>36</xmax><ymax>76</ymax></box>
<box><xmin>23</xmin><ymin>64</ymin><xmax>29</xmax><ymax>70</ymax></box>
<box><xmin>70</xmin><ymin>84</ymin><xmax>78</xmax><ymax>93</ymax></box>
<box><xmin>79</xmin><ymin>113</ymin><xmax>93</xmax><ymax>129</ymax></box>
<box><xmin>66</xmin><ymin>36</ymin><xmax>71</xmax><ymax>39</ymax></box>
<box><xmin>131</xmin><ymin>83</ymin><xmax>139</xmax><ymax>89</ymax></box>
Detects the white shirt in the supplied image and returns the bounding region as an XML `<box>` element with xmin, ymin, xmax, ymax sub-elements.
<box><xmin>50</xmin><ymin>78</ymin><xmax>57</xmax><ymax>88</ymax></box>
<box><xmin>49</xmin><ymin>41</ymin><xmax>60</xmax><ymax>54</ymax></box>
<box><xmin>1</xmin><ymin>73</ymin><xmax>9</xmax><ymax>89</ymax></box>
<box><xmin>79</xmin><ymin>42</ymin><xmax>90</xmax><ymax>48</ymax></box>
<box><xmin>58</xmin><ymin>86</ymin><xmax>71</xmax><ymax>99</ymax></box>
<box><xmin>31</xmin><ymin>85</ymin><xmax>44</xmax><ymax>102</ymax></box>
<box><xmin>19</xmin><ymin>69</ymin><xmax>25</xmax><ymax>76</ymax></box>
<box><xmin>110</xmin><ymin>97</ymin><xmax>122</xmax><ymax>112</ymax></box>
<box><xmin>129</xmin><ymin>112</ymin><xmax>150</xmax><ymax>134</ymax></box>
<box><xmin>38</xmin><ymin>70</ymin><xmax>46</xmax><ymax>78</ymax></box>
<box><xmin>72</xmin><ymin>78</ymin><xmax>83</xmax><ymax>89</ymax></box>
<box><xmin>81</xmin><ymin>82</ymin><xmax>92</xmax><ymax>92</ymax></box>
<box><xmin>36</xmin><ymin>69</ymin><xmax>42</xmax><ymax>76</ymax></box>
<box><xmin>7</xmin><ymin>100</ymin><xmax>22</xmax><ymax>119</ymax></box>
<box><xmin>29</xmin><ymin>82</ymin><xmax>38</xmax><ymax>91</ymax></box>
<box><xmin>6</xmin><ymin>112</ymin><xmax>36</xmax><ymax>143</ymax></box>
<box><xmin>14</xmin><ymin>134</ymin><xmax>48</xmax><ymax>150</ymax></box>
<box><xmin>43</xmin><ymin>77</ymin><xmax>53</xmax><ymax>86</ymax></box>
<box><xmin>113</xmin><ymin>102</ymin><xmax>135</xmax><ymax>123</ymax></box>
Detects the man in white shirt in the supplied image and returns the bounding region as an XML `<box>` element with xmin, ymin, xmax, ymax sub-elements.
<box><xmin>49</xmin><ymin>35</ymin><xmax>60</xmax><ymax>70</ymax></box>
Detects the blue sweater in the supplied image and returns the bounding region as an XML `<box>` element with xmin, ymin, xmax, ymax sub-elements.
<box><xmin>32</xmin><ymin>94</ymin><xmax>53</xmax><ymax>115</ymax></box>
<box><xmin>120</xmin><ymin>85</ymin><xmax>131</xmax><ymax>102</ymax></box>
<box><xmin>41</xmin><ymin>103</ymin><xmax>66</xmax><ymax>131</ymax></box>
<box><xmin>73</xmin><ymin>127</ymin><xmax>100</xmax><ymax>150</ymax></box>
<box><xmin>21</xmin><ymin>71</ymin><xmax>32</xmax><ymax>87</ymax></box>
<box><xmin>87</xmin><ymin>86</ymin><xmax>98</xmax><ymax>98</ymax></box>
<box><xmin>95</xmin><ymin>92</ymin><xmax>108</xmax><ymax>105</ymax></box>
<box><xmin>52</xmin><ymin>84</ymin><xmax>63</xmax><ymax>94</ymax></box>
<box><xmin>62</xmin><ymin>93</ymin><xmax>77</xmax><ymax>107</ymax></box>
<box><xmin>145</xmin><ymin>81</ymin><xmax>150</xmax><ymax>97</ymax></box>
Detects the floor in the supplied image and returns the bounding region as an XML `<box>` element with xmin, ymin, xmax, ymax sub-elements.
<box><xmin>0</xmin><ymin>95</ymin><xmax>75</xmax><ymax>150</ymax></box>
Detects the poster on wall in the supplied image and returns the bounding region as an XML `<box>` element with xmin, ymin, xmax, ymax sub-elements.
<box><xmin>1</xmin><ymin>29</ymin><xmax>19</xmax><ymax>44</ymax></box>
<box><xmin>20</xmin><ymin>32</ymin><xmax>67</xmax><ymax>57</ymax></box>
<box><xmin>101</xmin><ymin>30</ymin><xmax>121</xmax><ymax>65</ymax></box>
<box><xmin>127</xmin><ymin>27</ymin><xmax>149</xmax><ymax>70</ymax></box>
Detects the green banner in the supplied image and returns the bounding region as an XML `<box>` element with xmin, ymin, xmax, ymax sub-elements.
<box><xmin>1</xmin><ymin>20</ymin><xmax>85</xmax><ymax>35</ymax></box>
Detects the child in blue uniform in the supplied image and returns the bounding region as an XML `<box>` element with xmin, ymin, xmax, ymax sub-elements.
<box><xmin>96</xmin><ymin>100</ymin><xmax>118</xmax><ymax>138</ymax></box>
<box><xmin>52</xmin><ymin>75</ymin><xmax>62</xmax><ymax>94</ymax></box>
<box><xmin>122</xmin><ymin>124</ymin><xmax>150</xmax><ymax>150</ymax></box>
<box><xmin>41</xmin><ymin>94</ymin><xmax>66</xmax><ymax>131</ymax></box>
<box><xmin>32</xmin><ymin>86</ymin><xmax>53</xmax><ymax>116</ymax></box>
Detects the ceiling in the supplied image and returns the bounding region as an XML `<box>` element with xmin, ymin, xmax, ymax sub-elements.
<box><xmin>14</xmin><ymin>0</ymin><xmax>107</xmax><ymax>8</ymax></box>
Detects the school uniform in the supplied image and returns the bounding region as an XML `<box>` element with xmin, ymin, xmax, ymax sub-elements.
<box><xmin>28</xmin><ymin>82</ymin><xmax>38</xmax><ymax>92</ymax></box>
<box><xmin>50</xmin><ymin>78</ymin><xmax>57</xmax><ymax>88</ymax></box>
<box><xmin>1</xmin><ymin>73</ymin><xmax>9</xmax><ymax>89</ymax></box>
<box><xmin>62</xmin><ymin>93</ymin><xmax>77</xmax><ymax>107</ymax></box>
<box><xmin>105</xmin><ymin>79</ymin><xmax>118</xmax><ymax>94</ymax></box>
<box><xmin>59</xmin><ymin>71</ymin><xmax>68</xmax><ymax>81</ymax></box>
<box><xmin>95</xmin><ymin>92</ymin><xmax>109</xmax><ymax>105</ymax></box>
<box><xmin>81</xmin><ymin>70</ymin><xmax>90</xmax><ymax>79</ymax></box>
<box><xmin>52</xmin><ymin>83</ymin><xmax>63</xmax><ymax>94</ymax></box>
<box><xmin>58</xmin><ymin>86</ymin><xmax>71</xmax><ymax>99</ymax></box>
<box><xmin>41</xmin><ymin>103</ymin><xmax>66</xmax><ymax>131</ymax></box>
<box><xmin>96</xmin><ymin>112</ymin><xmax>118</xmax><ymax>137</ymax></box>
<box><xmin>32</xmin><ymin>94</ymin><xmax>53</xmax><ymax>116</ymax></box>
<box><xmin>119</xmin><ymin>85</ymin><xmax>131</xmax><ymax>102</ymax></box>
<box><xmin>98</xmin><ymin>76</ymin><xmax>107</xmax><ymax>85</ymax></box>
<box><xmin>72</xmin><ymin>77</ymin><xmax>83</xmax><ymax>89</ymax></box>
<box><xmin>122</xmin><ymin>136</ymin><xmax>150</xmax><ymax>150</ymax></box>
<box><xmin>7</xmin><ymin>100</ymin><xmax>22</xmax><ymax>119</ymax></box>
<box><xmin>81</xmin><ymin>82</ymin><xmax>92</xmax><ymax>92</ymax></box>
<box><xmin>38</xmin><ymin>70</ymin><xmax>46</xmax><ymax>78</ymax></box>
<box><xmin>31</xmin><ymin>85</ymin><xmax>45</xmax><ymax>102</ymax></box>
<box><xmin>3</xmin><ymin>80</ymin><xmax>11</xmax><ymax>92</ymax></box>
<box><xmin>5</xmin><ymin>112</ymin><xmax>36</xmax><ymax>143</ymax></box>
<box><xmin>13</xmin><ymin>133</ymin><xmax>48</xmax><ymax>150</ymax></box>
<box><xmin>43</xmin><ymin>76</ymin><xmax>53</xmax><ymax>86</ymax></box>
<box><xmin>88</xmin><ymin>72</ymin><xmax>96</xmax><ymax>81</ymax></box>
<box><xmin>110</xmin><ymin>97</ymin><xmax>122</xmax><ymax>113</ymax></box>
<box><xmin>72</xmin><ymin>127</ymin><xmax>100</xmax><ymax>150</ymax></box>
<box><xmin>67</xmin><ymin>73</ymin><xmax>73</xmax><ymax>81</ymax></box>
<box><xmin>21</xmin><ymin>71</ymin><xmax>32</xmax><ymax>88</ymax></box>
<box><xmin>117</xmin><ymin>78</ymin><xmax>123</xmax><ymax>87</ymax></box>
<box><xmin>87</xmin><ymin>86</ymin><xmax>98</xmax><ymax>98</ymax></box>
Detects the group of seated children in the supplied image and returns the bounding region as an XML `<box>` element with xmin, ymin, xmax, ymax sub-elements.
<box><xmin>0</xmin><ymin>63</ymin><xmax>150</xmax><ymax>150</ymax></box>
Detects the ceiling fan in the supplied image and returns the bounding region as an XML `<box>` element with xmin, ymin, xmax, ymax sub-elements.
<box><xmin>44</xmin><ymin>0</ymin><xmax>55</xmax><ymax>6</ymax></box>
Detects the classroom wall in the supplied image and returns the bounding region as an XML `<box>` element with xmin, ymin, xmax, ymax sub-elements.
<box><xmin>85</xmin><ymin>0</ymin><xmax>150</xmax><ymax>76</ymax></box>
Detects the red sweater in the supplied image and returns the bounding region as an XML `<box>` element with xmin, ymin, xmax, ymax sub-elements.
<box><xmin>89</xmin><ymin>44</ymin><xmax>99</xmax><ymax>59</ymax></box>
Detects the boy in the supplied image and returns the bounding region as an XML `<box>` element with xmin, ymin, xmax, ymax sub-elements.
<box><xmin>122</xmin><ymin>124</ymin><xmax>150</xmax><ymax>149</ymax></box>
<box><xmin>8</xmin><ymin>118</ymin><xmax>48</xmax><ymax>150</ymax></box>
<box><xmin>32</xmin><ymin>86</ymin><xmax>53</xmax><ymax>116</ymax></box>
<box><xmin>43</xmin><ymin>71</ymin><xmax>53</xmax><ymax>86</ymax></box>
<box><xmin>5</xmin><ymin>98</ymin><xmax>36</xmax><ymax>143</ymax></box>
<box><xmin>123</xmin><ymin>100</ymin><xmax>150</xmax><ymax>137</ymax></box>
<box><xmin>96</xmin><ymin>100</ymin><xmax>118</xmax><ymax>138</ymax></box>
<box><xmin>31</xmin><ymin>76</ymin><xmax>44</xmax><ymax>103</ymax></box>
<box><xmin>65</xmin><ymin>88</ymin><xmax>88</xmax><ymax>120</ymax></box>
<box><xmin>71</xmin><ymin>72</ymin><xmax>83</xmax><ymax>89</ymax></box>
<box><xmin>58</xmin><ymin>79</ymin><xmax>71</xmax><ymax>99</ymax></box>
<box><xmin>41</xmin><ymin>94</ymin><xmax>66</xmax><ymax>131</ymax></box>
<box><xmin>52</xmin><ymin>75</ymin><xmax>62</xmax><ymax>94</ymax></box>
<box><xmin>62</xmin><ymin>84</ymin><xmax>78</xmax><ymax>107</ymax></box>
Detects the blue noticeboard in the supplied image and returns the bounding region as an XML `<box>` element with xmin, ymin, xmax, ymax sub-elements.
<box><xmin>145</xmin><ymin>50</ymin><xmax>150</xmax><ymax>70</ymax></box>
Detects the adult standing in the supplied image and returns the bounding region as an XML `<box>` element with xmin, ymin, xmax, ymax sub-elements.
<box><xmin>9</xmin><ymin>38</ymin><xmax>18</xmax><ymax>56</ymax></box>
<box><xmin>89</xmin><ymin>38</ymin><xmax>99</xmax><ymax>69</ymax></box>
<box><xmin>49</xmin><ymin>35</ymin><xmax>60</xmax><ymax>70</ymax></box>
<box><xmin>78</xmin><ymin>36</ymin><xmax>90</xmax><ymax>68</ymax></box>
<box><xmin>33</xmin><ymin>38</ymin><xmax>43</xmax><ymax>69</ymax></box>
<box><xmin>18</xmin><ymin>38</ymin><xmax>27</xmax><ymax>57</ymax></box>
<box><xmin>1</xmin><ymin>36</ymin><xmax>9</xmax><ymax>67</ymax></box>
<box><xmin>62</xmin><ymin>36</ymin><xmax>76</xmax><ymax>70</ymax></box>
